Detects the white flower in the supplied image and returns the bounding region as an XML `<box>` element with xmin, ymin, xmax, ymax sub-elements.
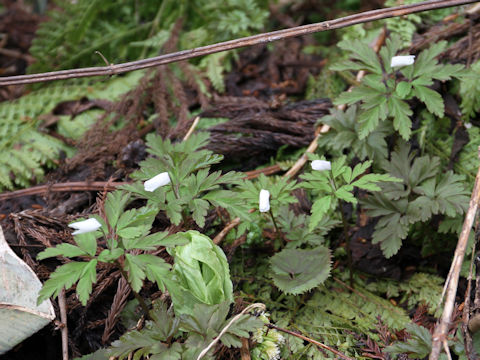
<box><xmin>391</xmin><ymin>55</ymin><xmax>415</xmax><ymax>68</ymax></box>
<box><xmin>69</xmin><ymin>218</ymin><xmax>102</xmax><ymax>235</ymax></box>
<box><xmin>311</xmin><ymin>159</ymin><xmax>331</xmax><ymax>171</ymax></box>
<box><xmin>144</xmin><ymin>172</ymin><xmax>171</xmax><ymax>192</ymax></box>
<box><xmin>259</xmin><ymin>189</ymin><xmax>270</xmax><ymax>213</ymax></box>
<box><xmin>465</xmin><ymin>122</ymin><xmax>473</xmax><ymax>129</ymax></box>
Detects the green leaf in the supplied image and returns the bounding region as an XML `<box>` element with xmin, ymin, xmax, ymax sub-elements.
<box><xmin>386</xmin><ymin>323</ymin><xmax>433</xmax><ymax>358</ymax></box>
<box><xmin>37</xmin><ymin>243</ymin><xmax>88</xmax><ymax>260</ymax></box>
<box><xmin>37</xmin><ymin>261</ymin><xmax>91</xmax><ymax>305</ymax></box>
<box><xmin>396</xmin><ymin>81</ymin><xmax>412</xmax><ymax>98</ymax></box>
<box><xmin>124</xmin><ymin>253</ymin><xmax>147</xmax><ymax>292</ymax></box>
<box><xmin>105</xmin><ymin>191</ymin><xmax>131</xmax><ymax>229</ymax></box>
<box><xmin>309</xmin><ymin>196</ymin><xmax>332</xmax><ymax>231</ymax></box>
<box><xmin>357</xmin><ymin>106</ymin><xmax>381</xmax><ymax>139</ymax></box>
<box><xmin>270</xmin><ymin>246</ymin><xmax>331</xmax><ymax>295</ymax></box>
<box><xmin>75</xmin><ymin>232</ymin><xmax>98</xmax><ymax>257</ymax></box>
<box><xmin>413</xmin><ymin>84</ymin><xmax>444</xmax><ymax>117</ymax></box>
<box><xmin>335</xmin><ymin>186</ymin><xmax>356</xmax><ymax>204</ymax></box>
<box><xmin>97</xmin><ymin>248</ymin><xmax>124</xmax><ymax>262</ymax></box>
<box><xmin>137</xmin><ymin>254</ymin><xmax>171</xmax><ymax>292</ymax></box>
<box><xmin>191</xmin><ymin>198</ymin><xmax>209</xmax><ymax>227</ymax></box>
<box><xmin>389</xmin><ymin>96</ymin><xmax>412</xmax><ymax>140</ymax></box>
<box><xmin>76</xmin><ymin>259</ymin><xmax>98</xmax><ymax>305</ymax></box>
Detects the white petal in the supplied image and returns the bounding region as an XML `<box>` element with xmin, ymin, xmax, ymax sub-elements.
<box><xmin>144</xmin><ymin>172</ymin><xmax>171</xmax><ymax>192</ymax></box>
<box><xmin>69</xmin><ymin>218</ymin><xmax>102</xmax><ymax>235</ymax></box>
<box><xmin>311</xmin><ymin>160</ymin><xmax>331</xmax><ymax>171</ymax></box>
<box><xmin>390</xmin><ymin>55</ymin><xmax>415</xmax><ymax>68</ymax></box>
<box><xmin>465</xmin><ymin>122</ymin><xmax>473</xmax><ymax>129</ymax></box>
<box><xmin>259</xmin><ymin>189</ymin><xmax>270</xmax><ymax>213</ymax></box>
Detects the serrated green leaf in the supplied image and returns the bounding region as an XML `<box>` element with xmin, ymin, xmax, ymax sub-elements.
<box><xmin>105</xmin><ymin>191</ymin><xmax>131</xmax><ymax>229</ymax></box>
<box><xmin>413</xmin><ymin>84</ymin><xmax>444</xmax><ymax>117</ymax></box>
<box><xmin>37</xmin><ymin>243</ymin><xmax>88</xmax><ymax>260</ymax></box>
<box><xmin>357</xmin><ymin>106</ymin><xmax>381</xmax><ymax>139</ymax></box>
<box><xmin>191</xmin><ymin>198</ymin><xmax>209</xmax><ymax>227</ymax></box>
<box><xmin>75</xmin><ymin>232</ymin><xmax>98</xmax><ymax>257</ymax></box>
<box><xmin>76</xmin><ymin>259</ymin><xmax>98</xmax><ymax>305</ymax></box>
<box><xmin>335</xmin><ymin>186</ymin><xmax>356</xmax><ymax>204</ymax></box>
<box><xmin>118</xmin><ymin>226</ymin><xmax>148</xmax><ymax>239</ymax></box>
<box><xmin>270</xmin><ymin>246</ymin><xmax>331</xmax><ymax>295</ymax></box>
<box><xmin>124</xmin><ymin>253</ymin><xmax>146</xmax><ymax>292</ymax></box>
<box><xmin>389</xmin><ymin>96</ymin><xmax>412</xmax><ymax>140</ymax></box>
<box><xmin>396</xmin><ymin>81</ymin><xmax>412</xmax><ymax>98</ymax></box>
<box><xmin>309</xmin><ymin>196</ymin><xmax>332</xmax><ymax>231</ymax></box>
<box><xmin>37</xmin><ymin>261</ymin><xmax>90</xmax><ymax>305</ymax></box>
<box><xmin>97</xmin><ymin>248</ymin><xmax>124</xmax><ymax>262</ymax></box>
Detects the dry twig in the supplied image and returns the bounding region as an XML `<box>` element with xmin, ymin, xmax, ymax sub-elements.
<box><xmin>0</xmin><ymin>0</ymin><xmax>476</xmax><ymax>86</ymax></box>
<box><xmin>58</xmin><ymin>288</ymin><xmax>69</xmax><ymax>360</ymax></box>
<box><xmin>430</xmin><ymin>147</ymin><xmax>480</xmax><ymax>360</ymax></box>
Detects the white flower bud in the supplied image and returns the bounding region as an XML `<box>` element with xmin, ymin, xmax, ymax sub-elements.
<box><xmin>465</xmin><ymin>122</ymin><xmax>473</xmax><ymax>129</ymax></box>
<box><xmin>259</xmin><ymin>189</ymin><xmax>270</xmax><ymax>213</ymax></box>
<box><xmin>69</xmin><ymin>218</ymin><xmax>102</xmax><ymax>235</ymax></box>
<box><xmin>390</xmin><ymin>55</ymin><xmax>415</xmax><ymax>68</ymax></box>
<box><xmin>144</xmin><ymin>172</ymin><xmax>171</xmax><ymax>192</ymax></box>
<box><xmin>311</xmin><ymin>160</ymin><xmax>331</xmax><ymax>171</ymax></box>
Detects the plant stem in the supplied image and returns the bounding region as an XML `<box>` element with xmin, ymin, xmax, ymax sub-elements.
<box><xmin>339</xmin><ymin>204</ymin><xmax>354</xmax><ymax>288</ymax></box>
<box><xmin>116</xmin><ymin>261</ymin><xmax>152</xmax><ymax>320</ymax></box>
<box><xmin>268</xmin><ymin>209</ymin><xmax>280</xmax><ymax>234</ymax></box>
<box><xmin>330</xmin><ymin>171</ymin><xmax>354</xmax><ymax>288</ymax></box>
<box><xmin>170</xmin><ymin>181</ymin><xmax>180</xmax><ymax>200</ymax></box>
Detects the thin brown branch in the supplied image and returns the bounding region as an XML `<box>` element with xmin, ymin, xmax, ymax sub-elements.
<box><xmin>0</xmin><ymin>0</ymin><xmax>476</xmax><ymax>86</ymax></box>
<box><xmin>430</xmin><ymin>147</ymin><xmax>480</xmax><ymax>360</ymax></box>
<box><xmin>58</xmin><ymin>288</ymin><xmax>69</xmax><ymax>360</ymax></box>
<box><xmin>266</xmin><ymin>323</ymin><xmax>355</xmax><ymax>360</ymax></box>
<box><xmin>0</xmin><ymin>181</ymin><xmax>127</xmax><ymax>201</ymax></box>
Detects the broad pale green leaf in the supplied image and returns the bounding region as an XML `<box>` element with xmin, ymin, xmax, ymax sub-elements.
<box><xmin>270</xmin><ymin>246</ymin><xmax>331</xmax><ymax>295</ymax></box>
<box><xmin>166</xmin><ymin>231</ymin><xmax>233</xmax><ymax>316</ymax></box>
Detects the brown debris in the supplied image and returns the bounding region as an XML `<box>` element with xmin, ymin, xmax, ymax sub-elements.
<box><xmin>411</xmin><ymin>13</ymin><xmax>480</xmax><ymax>64</ymax></box>
<box><xmin>202</xmin><ymin>97</ymin><xmax>331</xmax><ymax>169</ymax></box>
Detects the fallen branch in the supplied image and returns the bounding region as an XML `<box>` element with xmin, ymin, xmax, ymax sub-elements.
<box><xmin>0</xmin><ymin>0</ymin><xmax>476</xmax><ymax>86</ymax></box>
<box><xmin>430</xmin><ymin>146</ymin><xmax>480</xmax><ymax>360</ymax></box>
<box><xmin>0</xmin><ymin>181</ymin><xmax>126</xmax><ymax>201</ymax></box>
